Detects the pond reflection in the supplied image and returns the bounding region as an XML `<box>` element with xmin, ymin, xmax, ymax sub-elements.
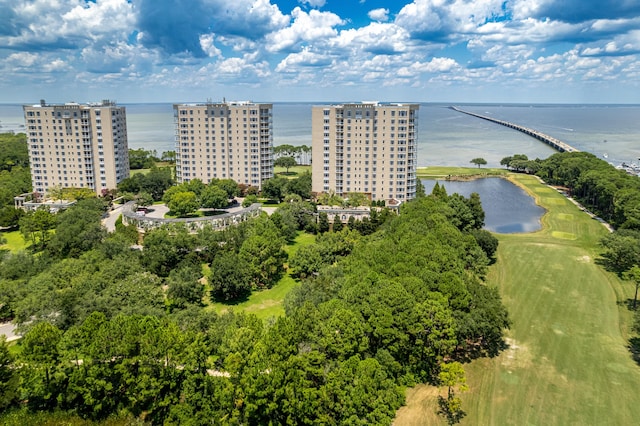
<box><xmin>421</xmin><ymin>178</ymin><xmax>545</xmax><ymax>233</ymax></box>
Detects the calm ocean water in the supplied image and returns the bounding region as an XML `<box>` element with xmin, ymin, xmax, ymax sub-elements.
<box><xmin>2</xmin><ymin>102</ymin><xmax>638</xmax><ymax>167</ymax></box>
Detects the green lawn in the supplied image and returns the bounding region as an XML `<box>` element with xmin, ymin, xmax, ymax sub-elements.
<box><xmin>417</xmin><ymin>166</ymin><xmax>507</xmax><ymax>179</ymax></box>
<box><xmin>396</xmin><ymin>173</ymin><xmax>640</xmax><ymax>425</ymax></box>
<box><xmin>206</xmin><ymin>231</ymin><xmax>315</xmax><ymax>320</ymax></box>
<box><xmin>274</xmin><ymin>164</ymin><xmax>311</xmax><ymax>179</ymax></box>
<box><xmin>129</xmin><ymin>162</ymin><xmax>175</xmax><ymax>176</ymax></box>
<box><xmin>0</xmin><ymin>230</ymin><xmax>28</xmax><ymax>253</ymax></box>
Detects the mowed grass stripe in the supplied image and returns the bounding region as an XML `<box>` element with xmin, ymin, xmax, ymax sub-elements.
<box><xmin>463</xmin><ymin>176</ymin><xmax>640</xmax><ymax>425</ymax></box>
<box><xmin>397</xmin><ymin>172</ymin><xmax>640</xmax><ymax>425</ymax></box>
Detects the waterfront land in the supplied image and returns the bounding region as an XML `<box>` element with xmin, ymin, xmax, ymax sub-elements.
<box><xmin>416</xmin><ymin>166</ymin><xmax>507</xmax><ymax>179</ymax></box>
<box><xmin>395</xmin><ymin>172</ymin><xmax>640</xmax><ymax>425</ymax></box>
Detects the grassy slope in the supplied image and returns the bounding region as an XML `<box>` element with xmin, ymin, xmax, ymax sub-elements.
<box><xmin>206</xmin><ymin>232</ymin><xmax>315</xmax><ymax>320</ymax></box>
<box><xmin>0</xmin><ymin>230</ymin><xmax>28</xmax><ymax>253</ymax></box>
<box><xmin>396</xmin><ymin>173</ymin><xmax>640</xmax><ymax>425</ymax></box>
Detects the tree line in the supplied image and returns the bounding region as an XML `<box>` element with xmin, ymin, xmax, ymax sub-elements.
<box><xmin>0</xmin><ymin>133</ymin><xmax>30</xmax><ymax>228</ymax></box>
<box><xmin>502</xmin><ymin>151</ymin><xmax>640</xmax><ymax>230</ymax></box>
<box><xmin>0</xmin><ymin>179</ymin><xmax>508</xmax><ymax>424</ymax></box>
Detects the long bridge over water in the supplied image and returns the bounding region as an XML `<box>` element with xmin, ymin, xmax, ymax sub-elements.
<box><xmin>451</xmin><ymin>106</ymin><xmax>579</xmax><ymax>153</ymax></box>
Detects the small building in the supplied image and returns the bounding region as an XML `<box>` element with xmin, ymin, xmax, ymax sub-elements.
<box><xmin>317</xmin><ymin>205</ymin><xmax>372</xmax><ymax>223</ymax></box>
<box><xmin>14</xmin><ymin>192</ymin><xmax>76</xmax><ymax>212</ymax></box>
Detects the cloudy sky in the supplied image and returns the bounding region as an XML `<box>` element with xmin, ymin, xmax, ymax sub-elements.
<box><xmin>1</xmin><ymin>0</ymin><xmax>639</xmax><ymax>103</ymax></box>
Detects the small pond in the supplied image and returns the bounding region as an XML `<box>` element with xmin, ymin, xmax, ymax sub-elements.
<box><xmin>421</xmin><ymin>178</ymin><xmax>545</xmax><ymax>233</ymax></box>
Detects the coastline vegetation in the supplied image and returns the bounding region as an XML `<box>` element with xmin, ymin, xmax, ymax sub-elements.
<box><xmin>397</xmin><ymin>166</ymin><xmax>640</xmax><ymax>425</ymax></box>
<box><xmin>417</xmin><ymin>166</ymin><xmax>507</xmax><ymax>180</ymax></box>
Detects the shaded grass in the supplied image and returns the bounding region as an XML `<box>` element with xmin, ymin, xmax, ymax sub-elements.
<box><xmin>0</xmin><ymin>230</ymin><xmax>28</xmax><ymax>253</ymax></box>
<box><xmin>274</xmin><ymin>165</ymin><xmax>311</xmax><ymax>179</ymax></box>
<box><xmin>205</xmin><ymin>232</ymin><xmax>315</xmax><ymax>320</ymax></box>
<box><xmin>396</xmin><ymin>173</ymin><xmax>640</xmax><ymax>425</ymax></box>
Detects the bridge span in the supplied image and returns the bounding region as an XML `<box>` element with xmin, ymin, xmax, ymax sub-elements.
<box><xmin>451</xmin><ymin>106</ymin><xmax>579</xmax><ymax>153</ymax></box>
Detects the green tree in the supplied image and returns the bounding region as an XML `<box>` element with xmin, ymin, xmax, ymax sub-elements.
<box><xmin>136</xmin><ymin>191</ymin><xmax>154</xmax><ymax>207</ymax></box>
<box><xmin>239</xmin><ymin>218</ymin><xmax>287</xmax><ymax>288</ymax></box>
<box><xmin>167</xmin><ymin>264</ymin><xmax>204</xmax><ymax>309</ymax></box>
<box><xmin>600</xmin><ymin>230</ymin><xmax>640</xmax><ymax>273</ymax></box>
<box><xmin>318</xmin><ymin>212</ymin><xmax>330</xmax><ymax>233</ymax></box>
<box><xmin>242</xmin><ymin>194</ymin><xmax>258</xmax><ymax>207</ymax></box>
<box><xmin>209</xmin><ymin>251</ymin><xmax>252</xmax><ymax>301</ymax></box>
<box><xmin>344</xmin><ymin>192</ymin><xmax>369</xmax><ymax>207</ymax></box>
<box><xmin>275</xmin><ymin>156</ymin><xmax>297</xmax><ymax>174</ymax></box>
<box><xmin>21</xmin><ymin>321</ymin><xmax>64</xmax><ymax>409</ymax></box>
<box><xmin>200</xmin><ymin>185</ymin><xmax>228</xmax><ymax>209</ymax></box>
<box><xmin>623</xmin><ymin>265</ymin><xmax>640</xmax><ymax>310</ymax></box>
<box><xmin>0</xmin><ymin>336</ymin><xmax>19</xmax><ymax>410</ymax></box>
<box><xmin>0</xmin><ymin>133</ymin><xmax>29</xmax><ymax>171</ymax></box>
<box><xmin>470</xmin><ymin>157</ymin><xmax>487</xmax><ymax>168</ymax></box>
<box><xmin>470</xmin><ymin>229</ymin><xmax>499</xmax><ymax>259</ymax></box>
<box><xmin>285</xmin><ymin>171</ymin><xmax>312</xmax><ymax>199</ymax></box>
<box><xmin>142</xmin><ymin>225</ymin><xmax>196</xmax><ymax>277</ymax></box>
<box><xmin>262</xmin><ymin>176</ymin><xmax>288</xmax><ymax>202</ymax></box>
<box><xmin>47</xmin><ymin>199</ymin><xmax>107</xmax><ymax>258</ymax></box>
<box><xmin>161</xmin><ymin>150</ymin><xmax>176</xmax><ymax>163</ymax></box>
<box><xmin>168</xmin><ymin>191</ymin><xmax>199</xmax><ymax>217</ymax></box>
<box><xmin>437</xmin><ymin>362</ymin><xmax>468</xmax><ymax>425</ymax></box>
<box><xmin>333</xmin><ymin>214</ymin><xmax>344</xmax><ymax>232</ymax></box>
<box><xmin>19</xmin><ymin>207</ymin><xmax>56</xmax><ymax>250</ymax></box>
<box><xmin>416</xmin><ymin>178</ymin><xmax>426</xmax><ymax>197</ymax></box>
<box><xmin>210</xmin><ymin>178</ymin><xmax>240</xmax><ymax>198</ymax></box>
<box><xmin>128</xmin><ymin>148</ymin><xmax>157</xmax><ymax>169</ymax></box>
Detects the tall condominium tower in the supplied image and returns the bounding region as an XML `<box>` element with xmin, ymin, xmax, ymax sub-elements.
<box><xmin>23</xmin><ymin>100</ymin><xmax>130</xmax><ymax>196</ymax></box>
<box><xmin>312</xmin><ymin>102</ymin><xmax>419</xmax><ymax>202</ymax></box>
<box><xmin>173</xmin><ymin>101</ymin><xmax>273</xmax><ymax>188</ymax></box>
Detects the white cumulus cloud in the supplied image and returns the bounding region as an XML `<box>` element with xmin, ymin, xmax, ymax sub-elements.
<box><xmin>267</xmin><ymin>7</ymin><xmax>344</xmax><ymax>52</ymax></box>
<box><xmin>368</xmin><ymin>8</ymin><xmax>389</xmax><ymax>22</ymax></box>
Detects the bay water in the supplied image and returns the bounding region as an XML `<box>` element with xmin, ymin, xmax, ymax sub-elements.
<box><xmin>2</xmin><ymin>102</ymin><xmax>637</xmax><ymax>232</ymax></box>
<box><xmin>3</xmin><ymin>102</ymin><xmax>639</xmax><ymax>168</ymax></box>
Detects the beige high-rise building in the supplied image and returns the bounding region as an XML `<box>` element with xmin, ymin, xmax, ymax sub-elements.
<box><xmin>312</xmin><ymin>102</ymin><xmax>419</xmax><ymax>202</ymax></box>
<box><xmin>173</xmin><ymin>101</ymin><xmax>273</xmax><ymax>188</ymax></box>
<box><xmin>23</xmin><ymin>100</ymin><xmax>130</xmax><ymax>196</ymax></box>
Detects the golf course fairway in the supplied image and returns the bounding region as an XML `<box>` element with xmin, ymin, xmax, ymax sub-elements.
<box><xmin>396</xmin><ymin>173</ymin><xmax>640</xmax><ymax>425</ymax></box>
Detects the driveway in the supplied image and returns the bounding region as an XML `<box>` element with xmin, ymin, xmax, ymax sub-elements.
<box><xmin>101</xmin><ymin>204</ymin><xmax>123</xmax><ymax>232</ymax></box>
<box><xmin>0</xmin><ymin>322</ymin><xmax>19</xmax><ymax>342</ymax></box>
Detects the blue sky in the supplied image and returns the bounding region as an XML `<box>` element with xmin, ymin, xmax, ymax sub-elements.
<box><xmin>1</xmin><ymin>0</ymin><xmax>639</xmax><ymax>103</ymax></box>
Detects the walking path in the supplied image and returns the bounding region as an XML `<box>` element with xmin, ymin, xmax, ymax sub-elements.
<box><xmin>0</xmin><ymin>322</ymin><xmax>19</xmax><ymax>342</ymax></box>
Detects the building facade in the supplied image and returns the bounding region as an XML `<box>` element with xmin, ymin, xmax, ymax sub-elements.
<box><xmin>312</xmin><ymin>102</ymin><xmax>419</xmax><ymax>202</ymax></box>
<box><xmin>173</xmin><ymin>101</ymin><xmax>273</xmax><ymax>188</ymax></box>
<box><xmin>23</xmin><ymin>100</ymin><xmax>130</xmax><ymax>196</ymax></box>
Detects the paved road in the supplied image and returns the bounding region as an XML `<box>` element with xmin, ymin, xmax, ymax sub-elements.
<box><xmin>0</xmin><ymin>322</ymin><xmax>19</xmax><ymax>342</ymax></box>
<box><xmin>101</xmin><ymin>204</ymin><xmax>123</xmax><ymax>232</ymax></box>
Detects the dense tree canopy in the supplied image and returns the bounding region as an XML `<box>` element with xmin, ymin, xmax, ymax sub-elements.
<box><xmin>0</xmin><ymin>133</ymin><xmax>31</xmax><ymax>227</ymax></box>
<box><xmin>0</xmin><ymin>182</ymin><xmax>508</xmax><ymax>425</ymax></box>
<box><xmin>128</xmin><ymin>148</ymin><xmax>158</xmax><ymax>169</ymax></box>
<box><xmin>0</xmin><ymin>133</ymin><xmax>29</xmax><ymax>172</ymax></box>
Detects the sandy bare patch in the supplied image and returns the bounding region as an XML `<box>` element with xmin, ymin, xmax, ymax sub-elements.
<box><xmin>394</xmin><ymin>384</ymin><xmax>441</xmax><ymax>426</ymax></box>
